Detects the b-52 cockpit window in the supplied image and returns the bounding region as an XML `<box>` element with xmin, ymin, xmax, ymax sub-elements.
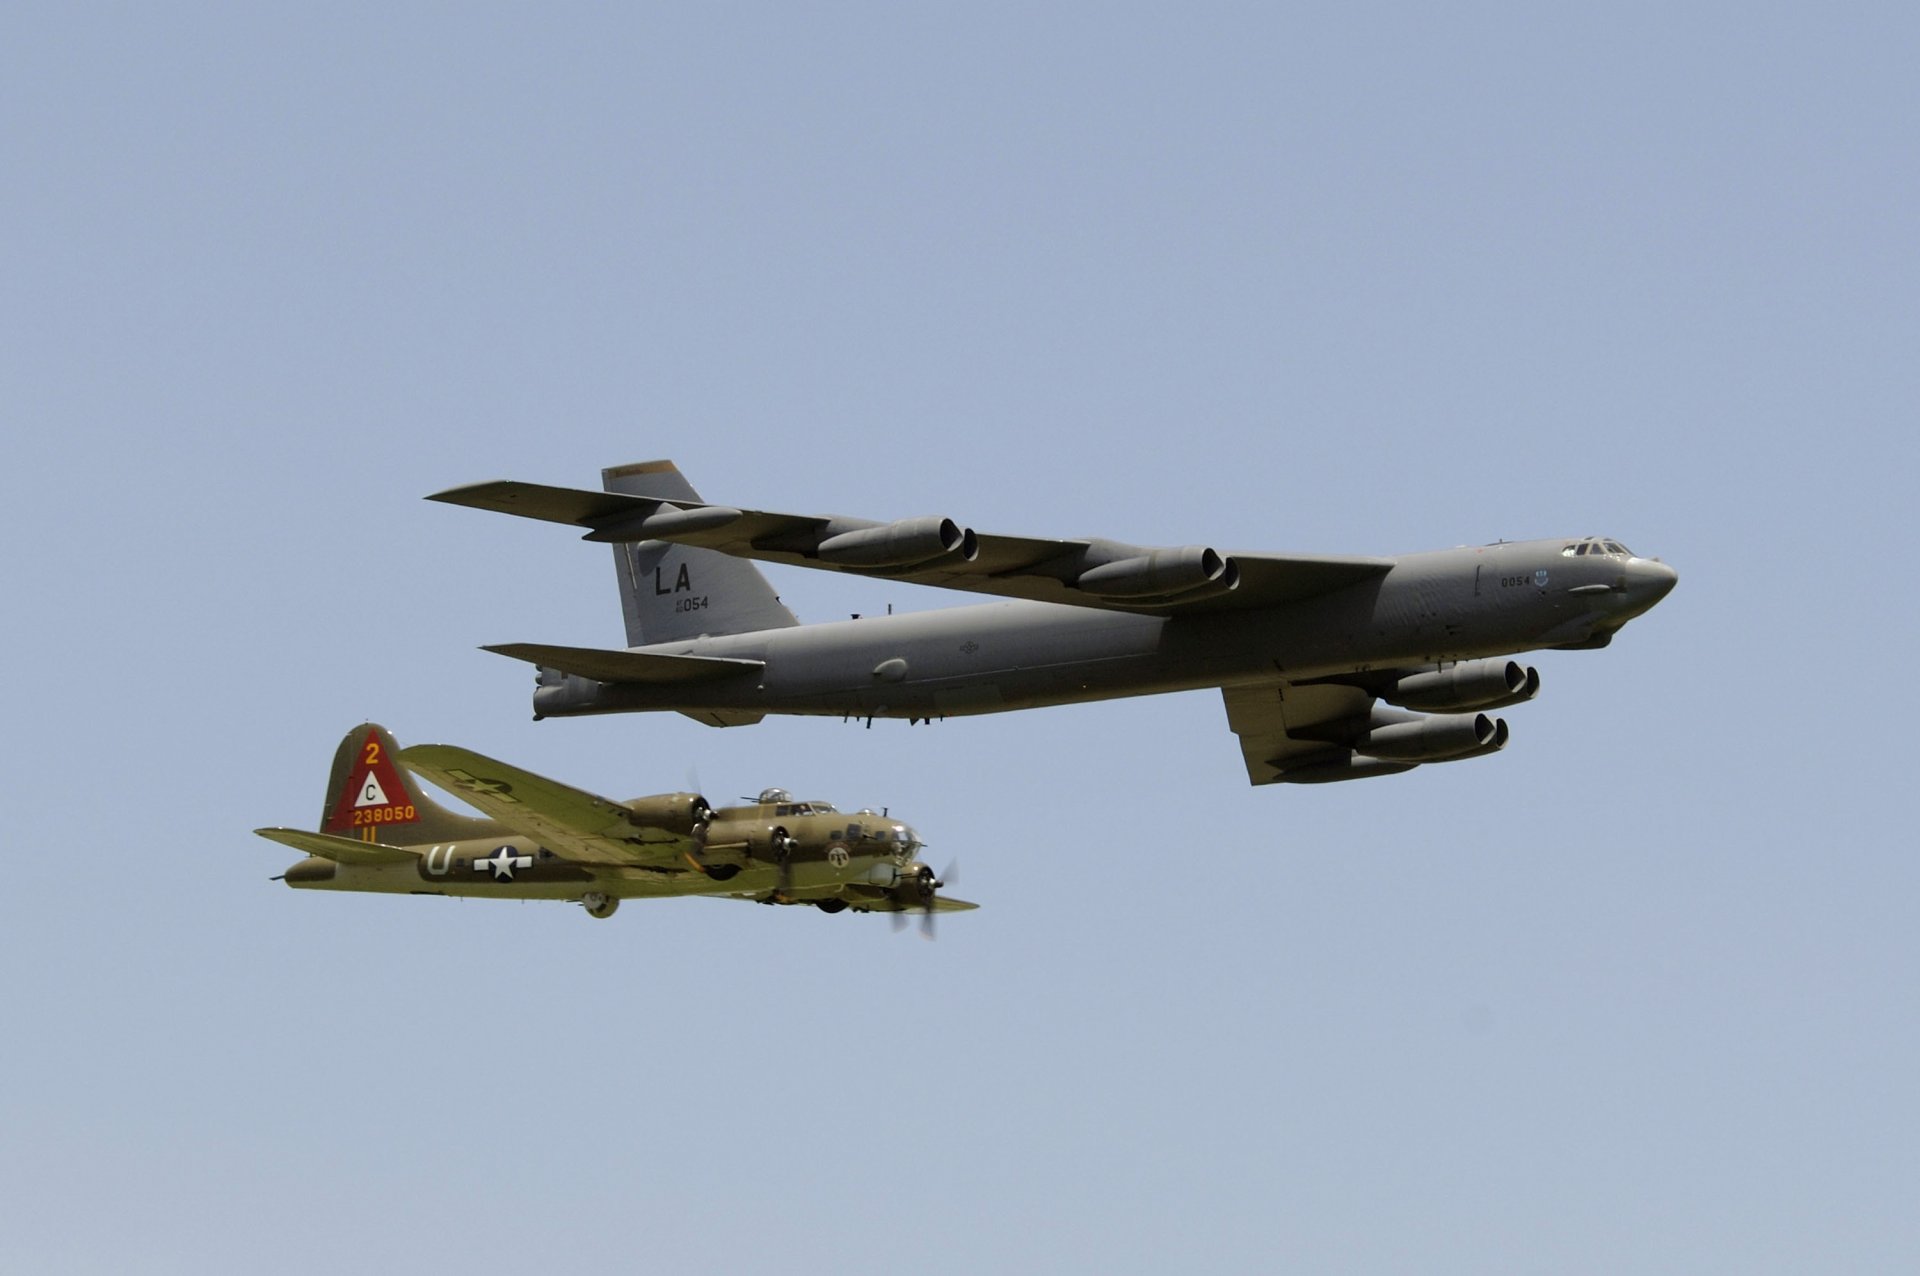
<box><xmin>1563</xmin><ymin>538</ymin><xmax>1634</xmax><ymax>558</ymax></box>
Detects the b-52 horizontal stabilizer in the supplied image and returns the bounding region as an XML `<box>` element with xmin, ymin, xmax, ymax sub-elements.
<box><xmin>483</xmin><ymin>642</ymin><xmax>764</xmax><ymax>685</ymax></box>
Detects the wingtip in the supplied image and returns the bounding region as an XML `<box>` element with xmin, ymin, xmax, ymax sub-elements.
<box><xmin>425</xmin><ymin>480</ymin><xmax>521</xmax><ymax>506</ymax></box>
<box><xmin>601</xmin><ymin>459</ymin><xmax>680</xmax><ymax>481</ymax></box>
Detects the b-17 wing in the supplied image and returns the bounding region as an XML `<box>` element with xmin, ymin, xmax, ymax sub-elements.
<box><xmin>429</xmin><ymin>477</ymin><xmax>1391</xmax><ymax>616</ymax></box>
<box><xmin>904</xmin><ymin>894</ymin><xmax>978</xmax><ymax>914</ymax></box>
<box><xmin>396</xmin><ymin>744</ymin><xmax>702</xmax><ymax>868</ymax></box>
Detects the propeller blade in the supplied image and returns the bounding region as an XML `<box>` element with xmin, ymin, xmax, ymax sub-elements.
<box><xmin>919</xmin><ymin>860</ymin><xmax>939</xmax><ymax>939</ymax></box>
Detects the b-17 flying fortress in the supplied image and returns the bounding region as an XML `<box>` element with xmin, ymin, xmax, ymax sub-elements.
<box><xmin>257</xmin><ymin>724</ymin><xmax>967</xmax><ymax>925</ymax></box>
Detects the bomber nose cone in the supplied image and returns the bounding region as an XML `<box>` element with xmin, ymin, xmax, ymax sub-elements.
<box><xmin>1642</xmin><ymin>559</ymin><xmax>1678</xmax><ymax>598</ymax></box>
<box><xmin>1626</xmin><ymin>558</ymin><xmax>1679</xmax><ymax>611</ymax></box>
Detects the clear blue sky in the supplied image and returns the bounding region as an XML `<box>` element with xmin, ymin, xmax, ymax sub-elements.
<box><xmin>4</xmin><ymin>5</ymin><xmax>1915</xmax><ymax>1272</ymax></box>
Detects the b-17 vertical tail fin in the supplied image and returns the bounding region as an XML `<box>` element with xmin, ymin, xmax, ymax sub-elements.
<box><xmin>318</xmin><ymin>724</ymin><xmax>494</xmax><ymax>844</ymax></box>
<box><xmin>602</xmin><ymin>461</ymin><xmax>799</xmax><ymax>646</ymax></box>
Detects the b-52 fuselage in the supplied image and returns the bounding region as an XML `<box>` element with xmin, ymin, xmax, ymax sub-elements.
<box><xmin>432</xmin><ymin>462</ymin><xmax>1677</xmax><ymax>785</ymax></box>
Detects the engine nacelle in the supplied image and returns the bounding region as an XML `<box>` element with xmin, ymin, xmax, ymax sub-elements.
<box><xmin>815</xmin><ymin>517</ymin><xmax>978</xmax><ymax>567</ymax></box>
<box><xmin>1385</xmin><ymin>659</ymin><xmax>1540</xmax><ymax>712</ymax></box>
<box><xmin>621</xmin><ymin>792</ymin><xmax>712</xmax><ymax>835</ymax></box>
<box><xmin>1358</xmin><ymin>712</ymin><xmax>1505</xmax><ymax>761</ymax></box>
<box><xmin>745</xmin><ymin>824</ymin><xmax>798</xmax><ymax>859</ymax></box>
<box><xmin>1074</xmin><ymin>546</ymin><xmax>1240</xmax><ymax>600</ymax></box>
<box><xmin>890</xmin><ymin>861</ymin><xmax>940</xmax><ymax>909</ymax></box>
<box><xmin>1276</xmin><ymin>712</ymin><xmax>1509</xmax><ymax>781</ymax></box>
<box><xmin>1276</xmin><ymin>756</ymin><xmax>1419</xmax><ymax>784</ymax></box>
<box><xmin>581</xmin><ymin>503</ymin><xmax>743</xmax><ymax>542</ymax></box>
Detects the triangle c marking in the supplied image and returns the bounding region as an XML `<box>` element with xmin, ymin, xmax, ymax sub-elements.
<box><xmin>355</xmin><ymin>772</ymin><xmax>391</xmax><ymax>808</ymax></box>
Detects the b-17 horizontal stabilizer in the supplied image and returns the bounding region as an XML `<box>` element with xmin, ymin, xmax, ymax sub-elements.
<box><xmin>483</xmin><ymin>642</ymin><xmax>764</xmax><ymax>685</ymax></box>
<box><xmin>253</xmin><ymin>827</ymin><xmax>417</xmax><ymax>866</ymax></box>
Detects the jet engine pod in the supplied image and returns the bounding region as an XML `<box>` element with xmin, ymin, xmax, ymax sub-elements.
<box><xmin>814</xmin><ymin>517</ymin><xmax>978</xmax><ymax>567</ymax></box>
<box><xmin>1358</xmin><ymin>712</ymin><xmax>1504</xmax><ymax>761</ymax></box>
<box><xmin>1073</xmin><ymin>546</ymin><xmax>1240</xmax><ymax>600</ymax></box>
<box><xmin>1275</xmin><ymin>756</ymin><xmax>1419</xmax><ymax>784</ymax></box>
<box><xmin>621</xmin><ymin>792</ymin><xmax>712</xmax><ymax>835</ymax></box>
<box><xmin>581</xmin><ymin>504</ymin><xmax>743</xmax><ymax>542</ymax></box>
<box><xmin>1385</xmin><ymin>659</ymin><xmax>1539</xmax><ymax>712</ymax></box>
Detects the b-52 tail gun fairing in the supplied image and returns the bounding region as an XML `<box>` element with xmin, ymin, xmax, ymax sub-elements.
<box><xmin>430</xmin><ymin>461</ymin><xmax>1677</xmax><ymax>786</ymax></box>
<box><xmin>255</xmin><ymin>724</ymin><xmax>970</xmax><ymax>925</ymax></box>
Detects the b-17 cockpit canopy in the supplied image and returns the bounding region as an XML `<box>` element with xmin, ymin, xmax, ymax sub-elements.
<box><xmin>751</xmin><ymin>787</ymin><xmax>840</xmax><ymax>816</ymax></box>
<box><xmin>1561</xmin><ymin>537</ymin><xmax>1634</xmax><ymax>557</ymax></box>
<box><xmin>772</xmin><ymin>801</ymin><xmax>837</xmax><ymax>816</ymax></box>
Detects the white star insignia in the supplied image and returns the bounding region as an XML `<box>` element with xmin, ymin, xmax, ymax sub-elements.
<box><xmin>479</xmin><ymin>846</ymin><xmax>533</xmax><ymax>880</ymax></box>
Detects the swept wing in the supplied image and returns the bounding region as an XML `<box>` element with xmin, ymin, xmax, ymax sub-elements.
<box><xmin>429</xmin><ymin>479</ymin><xmax>1390</xmax><ymax>616</ymax></box>
<box><xmin>1222</xmin><ymin>679</ymin><xmax>1509</xmax><ymax>785</ymax></box>
<box><xmin>1223</xmin><ymin>682</ymin><xmax>1384</xmax><ymax>785</ymax></box>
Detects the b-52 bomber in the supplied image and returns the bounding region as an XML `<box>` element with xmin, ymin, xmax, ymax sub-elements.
<box><xmin>431</xmin><ymin>461</ymin><xmax>1678</xmax><ymax>786</ymax></box>
<box><xmin>255</xmin><ymin>724</ymin><xmax>970</xmax><ymax>924</ymax></box>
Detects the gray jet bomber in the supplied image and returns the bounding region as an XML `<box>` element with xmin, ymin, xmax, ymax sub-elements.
<box><xmin>430</xmin><ymin>462</ymin><xmax>1677</xmax><ymax>785</ymax></box>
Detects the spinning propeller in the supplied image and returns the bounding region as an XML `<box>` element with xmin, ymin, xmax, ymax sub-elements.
<box><xmin>772</xmin><ymin>828</ymin><xmax>797</xmax><ymax>901</ymax></box>
<box><xmin>891</xmin><ymin>859</ymin><xmax>957</xmax><ymax>939</ymax></box>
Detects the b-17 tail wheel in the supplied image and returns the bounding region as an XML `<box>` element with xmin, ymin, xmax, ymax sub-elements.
<box><xmin>582</xmin><ymin>892</ymin><xmax>619</xmax><ymax>920</ymax></box>
<box><xmin>815</xmin><ymin>899</ymin><xmax>848</xmax><ymax>914</ymax></box>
